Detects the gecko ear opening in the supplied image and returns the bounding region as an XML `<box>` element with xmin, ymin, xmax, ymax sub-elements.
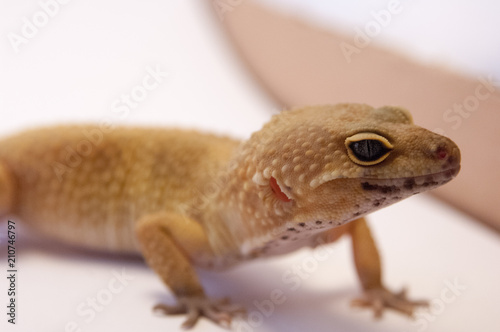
<box><xmin>269</xmin><ymin>177</ymin><xmax>291</xmax><ymax>202</ymax></box>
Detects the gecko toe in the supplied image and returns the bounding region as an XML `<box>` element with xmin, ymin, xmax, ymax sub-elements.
<box><xmin>351</xmin><ymin>287</ymin><xmax>428</xmax><ymax>318</ymax></box>
<box><xmin>153</xmin><ymin>296</ymin><xmax>246</xmax><ymax>329</ymax></box>
<box><xmin>154</xmin><ymin>303</ymin><xmax>186</xmax><ymax>315</ymax></box>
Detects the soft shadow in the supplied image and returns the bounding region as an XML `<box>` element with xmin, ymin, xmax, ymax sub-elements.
<box><xmin>0</xmin><ymin>220</ymin><xmax>145</xmax><ymax>267</ymax></box>
<box><xmin>149</xmin><ymin>259</ymin><xmax>410</xmax><ymax>332</ymax></box>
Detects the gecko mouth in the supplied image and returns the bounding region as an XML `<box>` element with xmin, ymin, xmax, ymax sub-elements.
<box><xmin>360</xmin><ymin>165</ymin><xmax>460</xmax><ymax>195</ymax></box>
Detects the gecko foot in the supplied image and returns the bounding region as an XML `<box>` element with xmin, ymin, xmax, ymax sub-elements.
<box><xmin>351</xmin><ymin>287</ymin><xmax>428</xmax><ymax>318</ymax></box>
<box><xmin>154</xmin><ymin>296</ymin><xmax>246</xmax><ymax>329</ymax></box>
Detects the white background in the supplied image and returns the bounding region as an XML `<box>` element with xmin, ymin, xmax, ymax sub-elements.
<box><xmin>257</xmin><ymin>0</ymin><xmax>500</xmax><ymax>79</ymax></box>
<box><xmin>0</xmin><ymin>1</ymin><xmax>499</xmax><ymax>331</ymax></box>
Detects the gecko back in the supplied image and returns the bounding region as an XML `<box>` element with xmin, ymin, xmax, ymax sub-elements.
<box><xmin>0</xmin><ymin>125</ymin><xmax>239</xmax><ymax>253</ymax></box>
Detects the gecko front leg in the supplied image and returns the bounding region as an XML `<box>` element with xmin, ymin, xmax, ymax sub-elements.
<box><xmin>347</xmin><ymin>218</ymin><xmax>428</xmax><ymax>317</ymax></box>
<box><xmin>135</xmin><ymin>212</ymin><xmax>245</xmax><ymax>329</ymax></box>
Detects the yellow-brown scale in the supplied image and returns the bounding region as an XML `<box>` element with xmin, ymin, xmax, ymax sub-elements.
<box><xmin>201</xmin><ymin>104</ymin><xmax>459</xmax><ymax>260</ymax></box>
<box><xmin>0</xmin><ymin>126</ymin><xmax>239</xmax><ymax>254</ymax></box>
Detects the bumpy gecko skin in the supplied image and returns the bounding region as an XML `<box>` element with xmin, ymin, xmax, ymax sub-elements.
<box><xmin>0</xmin><ymin>104</ymin><xmax>460</xmax><ymax>328</ymax></box>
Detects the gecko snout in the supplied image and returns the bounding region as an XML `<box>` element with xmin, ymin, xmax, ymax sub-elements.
<box><xmin>432</xmin><ymin>140</ymin><xmax>461</xmax><ymax>171</ymax></box>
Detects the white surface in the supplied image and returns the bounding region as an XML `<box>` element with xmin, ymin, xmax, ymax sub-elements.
<box><xmin>0</xmin><ymin>1</ymin><xmax>499</xmax><ymax>331</ymax></box>
<box><xmin>1</xmin><ymin>196</ymin><xmax>499</xmax><ymax>332</ymax></box>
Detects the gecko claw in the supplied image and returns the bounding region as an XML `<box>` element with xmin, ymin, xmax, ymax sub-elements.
<box><xmin>154</xmin><ymin>296</ymin><xmax>246</xmax><ymax>329</ymax></box>
<box><xmin>351</xmin><ymin>287</ymin><xmax>428</xmax><ymax>318</ymax></box>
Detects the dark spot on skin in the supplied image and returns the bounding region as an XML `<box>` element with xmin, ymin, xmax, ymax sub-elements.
<box><xmin>250</xmin><ymin>251</ymin><xmax>260</xmax><ymax>258</ymax></box>
<box><xmin>404</xmin><ymin>179</ymin><xmax>415</xmax><ymax>190</ymax></box>
<box><xmin>354</xmin><ymin>204</ymin><xmax>360</xmax><ymax>209</ymax></box>
<box><xmin>287</xmin><ymin>227</ymin><xmax>296</xmax><ymax>232</ymax></box>
<box><xmin>299</xmin><ymin>222</ymin><xmax>306</xmax><ymax>227</ymax></box>
<box><xmin>423</xmin><ymin>180</ymin><xmax>439</xmax><ymax>187</ymax></box>
<box><xmin>328</xmin><ymin>221</ymin><xmax>333</xmax><ymax>224</ymax></box>
<box><xmin>281</xmin><ymin>236</ymin><xmax>289</xmax><ymax>240</ymax></box>
<box><xmin>353</xmin><ymin>212</ymin><xmax>361</xmax><ymax>217</ymax></box>
<box><xmin>382</xmin><ymin>185</ymin><xmax>398</xmax><ymax>194</ymax></box>
<box><xmin>373</xmin><ymin>197</ymin><xmax>386</xmax><ymax>207</ymax></box>
<box><xmin>361</xmin><ymin>182</ymin><xmax>377</xmax><ymax>191</ymax></box>
<box><xmin>361</xmin><ymin>182</ymin><xmax>400</xmax><ymax>194</ymax></box>
<box><xmin>315</xmin><ymin>220</ymin><xmax>322</xmax><ymax>225</ymax></box>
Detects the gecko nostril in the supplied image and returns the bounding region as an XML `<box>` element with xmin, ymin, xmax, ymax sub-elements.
<box><xmin>435</xmin><ymin>147</ymin><xmax>448</xmax><ymax>160</ymax></box>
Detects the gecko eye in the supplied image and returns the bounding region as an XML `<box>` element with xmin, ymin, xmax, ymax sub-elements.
<box><xmin>345</xmin><ymin>133</ymin><xmax>393</xmax><ymax>166</ymax></box>
<box><xmin>269</xmin><ymin>177</ymin><xmax>291</xmax><ymax>202</ymax></box>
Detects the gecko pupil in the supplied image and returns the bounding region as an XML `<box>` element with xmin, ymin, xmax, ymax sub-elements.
<box><xmin>349</xmin><ymin>140</ymin><xmax>389</xmax><ymax>162</ymax></box>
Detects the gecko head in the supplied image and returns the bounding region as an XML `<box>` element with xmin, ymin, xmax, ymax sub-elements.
<box><xmin>239</xmin><ymin>104</ymin><xmax>460</xmax><ymax>230</ymax></box>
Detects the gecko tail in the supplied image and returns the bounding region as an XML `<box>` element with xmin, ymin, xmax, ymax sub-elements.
<box><xmin>0</xmin><ymin>162</ymin><xmax>15</xmax><ymax>217</ymax></box>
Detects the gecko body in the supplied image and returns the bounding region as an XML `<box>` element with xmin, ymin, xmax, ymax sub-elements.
<box><xmin>0</xmin><ymin>104</ymin><xmax>460</xmax><ymax>328</ymax></box>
